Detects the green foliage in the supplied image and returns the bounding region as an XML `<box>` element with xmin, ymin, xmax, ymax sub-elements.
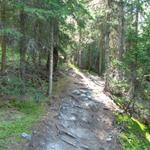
<box><xmin>109</xmin><ymin>79</ymin><xmax>129</xmax><ymax>96</ymax></box>
<box><xmin>0</xmin><ymin>28</ymin><xmax>21</xmax><ymax>38</ymax></box>
<box><xmin>0</xmin><ymin>74</ymin><xmax>46</xmax><ymax>102</ymax></box>
<box><xmin>143</xmin><ymin>81</ymin><xmax>150</xmax><ymax>100</ymax></box>
<box><xmin>115</xmin><ymin>114</ymin><xmax>150</xmax><ymax>150</ymax></box>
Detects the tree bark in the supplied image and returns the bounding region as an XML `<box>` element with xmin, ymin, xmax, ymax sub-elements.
<box><xmin>88</xmin><ymin>46</ymin><xmax>92</xmax><ymax>71</ymax></box>
<box><xmin>1</xmin><ymin>36</ymin><xmax>6</xmax><ymax>73</ymax></box>
<box><xmin>1</xmin><ymin>3</ymin><xmax>7</xmax><ymax>73</ymax></box>
<box><xmin>118</xmin><ymin>0</ymin><xmax>125</xmax><ymax>59</ymax></box>
<box><xmin>99</xmin><ymin>25</ymin><xmax>105</xmax><ymax>76</ymax></box>
<box><xmin>53</xmin><ymin>47</ymin><xmax>58</xmax><ymax>72</ymax></box>
<box><xmin>48</xmin><ymin>22</ymin><xmax>54</xmax><ymax>97</ymax></box>
<box><xmin>46</xmin><ymin>47</ymin><xmax>58</xmax><ymax>72</ymax></box>
<box><xmin>117</xmin><ymin>0</ymin><xmax>125</xmax><ymax>79</ymax></box>
<box><xmin>78</xmin><ymin>28</ymin><xmax>82</xmax><ymax>68</ymax></box>
<box><xmin>19</xmin><ymin>8</ymin><xmax>26</xmax><ymax>78</ymax></box>
<box><xmin>130</xmin><ymin>0</ymin><xmax>139</xmax><ymax>99</ymax></box>
<box><xmin>105</xmin><ymin>0</ymin><xmax>111</xmax><ymax>90</ymax></box>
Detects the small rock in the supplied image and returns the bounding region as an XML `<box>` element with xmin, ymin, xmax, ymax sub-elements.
<box><xmin>80</xmin><ymin>144</ymin><xmax>90</xmax><ymax>150</ymax></box>
<box><xmin>33</xmin><ymin>130</ymin><xmax>37</xmax><ymax>134</ymax></box>
<box><xmin>87</xmin><ymin>95</ymin><xmax>92</xmax><ymax>99</ymax></box>
<box><xmin>81</xmin><ymin>93</ymin><xmax>87</xmax><ymax>97</ymax></box>
<box><xmin>72</xmin><ymin>90</ymin><xmax>80</xmax><ymax>95</ymax></box>
<box><xmin>106</xmin><ymin>135</ymin><xmax>113</xmax><ymax>142</ymax></box>
<box><xmin>84</xmin><ymin>98</ymin><xmax>89</xmax><ymax>101</ymax></box>
<box><xmin>106</xmin><ymin>137</ymin><xmax>112</xmax><ymax>142</ymax></box>
<box><xmin>117</xmin><ymin>109</ymin><xmax>124</xmax><ymax>114</ymax></box>
<box><xmin>79</xmin><ymin>89</ymin><xmax>88</xmax><ymax>94</ymax></box>
<box><xmin>21</xmin><ymin>133</ymin><xmax>32</xmax><ymax>141</ymax></box>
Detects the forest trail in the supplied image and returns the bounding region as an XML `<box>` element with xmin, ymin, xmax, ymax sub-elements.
<box><xmin>26</xmin><ymin>67</ymin><xmax>120</xmax><ymax>150</ymax></box>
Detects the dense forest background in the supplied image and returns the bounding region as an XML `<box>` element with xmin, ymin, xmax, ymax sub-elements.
<box><xmin>0</xmin><ymin>0</ymin><xmax>150</xmax><ymax>149</ymax></box>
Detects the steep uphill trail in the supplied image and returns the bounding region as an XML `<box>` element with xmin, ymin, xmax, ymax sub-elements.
<box><xmin>25</xmin><ymin>66</ymin><xmax>120</xmax><ymax>150</ymax></box>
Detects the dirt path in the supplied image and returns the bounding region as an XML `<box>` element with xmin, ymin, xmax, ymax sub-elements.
<box><xmin>25</xmin><ymin>67</ymin><xmax>120</xmax><ymax>150</ymax></box>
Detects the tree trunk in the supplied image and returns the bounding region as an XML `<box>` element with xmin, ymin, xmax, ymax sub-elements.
<box><xmin>53</xmin><ymin>47</ymin><xmax>58</xmax><ymax>72</ymax></box>
<box><xmin>105</xmin><ymin>27</ymin><xmax>110</xmax><ymax>90</ymax></box>
<box><xmin>117</xmin><ymin>0</ymin><xmax>125</xmax><ymax>79</ymax></box>
<box><xmin>118</xmin><ymin>0</ymin><xmax>125</xmax><ymax>59</ymax></box>
<box><xmin>1</xmin><ymin>37</ymin><xmax>6</xmax><ymax>73</ymax></box>
<box><xmin>19</xmin><ymin>8</ymin><xmax>26</xmax><ymax>78</ymax></box>
<box><xmin>48</xmin><ymin>22</ymin><xmax>54</xmax><ymax>97</ymax></box>
<box><xmin>88</xmin><ymin>47</ymin><xmax>92</xmax><ymax>71</ymax></box>
<box><xmin>130</xmin><ymin>0</ymin><xmax>139</xmax><ymax>99</ymax></box>
<box><xmin>99</xmin><ymin>27</ymin><xmax>105</xmax><ymax>76</ymax></box>
<box><xmin>1</xmin><ymin>3</ymin><xmax>7</xmax><ymax>73</ymax></box>
<box><xmin>105</xmin><ymin>0</ymin><xmax>111</xmax><ymax>90</ymax></box>
<box><xmin>78</xmin><ymin>28</ymin><xmax>82</xmax><ymax>68</ymax></box>
<box><xmin>46</xmin><ymin>47</ymin><xmax>58</xmax><ymax>72</ymax></box>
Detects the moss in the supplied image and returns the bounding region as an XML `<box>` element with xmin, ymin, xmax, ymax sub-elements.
<box><xmin>115</xmin><ymin>113</ymin><xmax>150</xmax><ymax>150</ymax></box>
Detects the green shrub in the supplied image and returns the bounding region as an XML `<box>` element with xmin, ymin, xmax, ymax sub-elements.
<box><xmin>115</xmin><ymin>114</ymin><xmax>150</xmax><ymax>150</ymax></box>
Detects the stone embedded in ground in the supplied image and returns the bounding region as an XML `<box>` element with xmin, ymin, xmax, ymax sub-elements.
<box><xmin>85</xmin><ymin>94</ymin><xmax>91</xmax><ymax>98</ymax></box>
<box><xmin>79</xmin><ymin>89</ymin><xmax>88</xmax><ymax>94</ymax></box>
<box><xmin>80</xmin><ymin>93</ymin><xmax>87</xmax><ymax>98</ymax></box>
<box><xmin>21</xmin><ymin>133</ymin><xmax>32</xmax><ymax>141</ymax></box>
<box><xmin>60</xmin><ymin>133</ymin><xmax>77</xmax><ymax>147</ymax></box>
<box><xmin>80</xmin><ymin>144</ymin><xmax>90</xmax><ymax>150</ymax></box>
<box><xmin>106</xmin><ymin>136</ymin><xmax>112</xmax><ymax>142</ymax></box>
<box><xmin>84</xmin><ymin>97</ymin><xmax>89</xmax><ymax>101</ymax></box>
<box><xmin>72</xmin><ymin>90</ymin><xmax>80</xmax><ymax>95</ymax></box>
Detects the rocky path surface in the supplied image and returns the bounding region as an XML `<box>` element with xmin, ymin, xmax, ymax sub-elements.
<box><xmin>26</xmin><ymin>68</ymin><xmax>120</xmax><ymax>150</ymax></box>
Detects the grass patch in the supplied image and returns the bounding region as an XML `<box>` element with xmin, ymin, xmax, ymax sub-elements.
<box><xmin>115</xmin><ymin>113</ymin><xmax>150</xmax><ymax>150</ymax></box>
<box><xmin>0</xmin><ymin>100</ymin><xmax>46</xmax><ymax>150</ymax></box>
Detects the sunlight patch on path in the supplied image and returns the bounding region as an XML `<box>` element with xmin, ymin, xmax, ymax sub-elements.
<box><xmin>70</xmin><ymin>64</ymin><xmax>119</xmax><ymax>111</ymax></box>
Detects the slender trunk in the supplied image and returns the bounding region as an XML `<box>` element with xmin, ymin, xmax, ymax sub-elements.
<box><xmin>53</xmin><ymin>47</ymin><xmax>58</xmax><ymax>72</ymax></box>
<box><xmin>130</xmin><ymin>0</ymin><xmax>139</xmax><ymax>99</ymax></box>
<box><xmin>105</xmin><ymin>27</ymin><xmax>110</xmax><ymax>89</ymax></box>
<box><xmin>1</xmin><ymin>37</ymin><xmax>6</xmax><ymax>73</ymax></box>
<box><xmin>118</xmin><ymin>0</ymin><xmax>125</xmax><ymax>79</ymax></box>
<box><xmin>53</xmin><ymin>20</ymin><xmax>59</xmax><ymax>71</ymax></box>
<box><xmin>99</xmin><ymin>27</ymin><xmax>105</xmax><ymax>75</ymax></box>
<box><xmin>48</xmin><ymin>22</ymin><xmax>54</xmax><ymax>97</ymax></box>
<box><xmin>105</xmin><ymin>0</ymin><xmax>111</xmax><ymax>90</ymax></box>
<box><xmin>118</xmin><ymin>0</ymin><xmax>125</xmax><ymax>59</ymax></box>
<box><xmin>19</xmin><ymin>8</ymin><xmax>26</xmax><ymax>78</ymax></box>
<box><xmin>99</xmin><ymin>38</ymin><xmax>103</xmax><ymax>75</ymax></box>
<box><xmin>38</xmin><ymin>22</ymin><xmax>42</xmax><ymax>66</ymax></box>
<box><xmin>88</xmin><ymin>46</ymin><xmax>92</xmax><ymax>71</ymax></box>
<box><xmin>38</xmin><ymin>51</ymin><xmax>42</xmax><ymax>66</ymax></box>
<box><xmin>78</xmin><ymin>28</ymin><xmax>82</xmax><ymax>68</ymax></box>
<box><xmin>1</xmin><ymin>3</ymin><xmax>7</xmax><ymax>73</ymax></box>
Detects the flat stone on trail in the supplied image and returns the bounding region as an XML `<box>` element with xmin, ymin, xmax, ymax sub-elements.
<box><xmin>60</xmin><ymin>134</ymin><xmax>77</xmax><ymax>147</ymax></box>
<box><xmin>87</xmin><ymin>95</ymin><xmax>92</xmax><ymax>99</ymax></box>
<box><xmin>72</xmin><ymin>90</ymin><xmax>80</xmax><ymax>95</ymax></box>
<box><xmin>80</xmin><ymin>93</ymin><xmax>87</xmax><ymax>98</ymax></box>
<box><xmin>79</xmin><ymin>89</ymin><xmax>88</xmax><ymax>94</ymax></box>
